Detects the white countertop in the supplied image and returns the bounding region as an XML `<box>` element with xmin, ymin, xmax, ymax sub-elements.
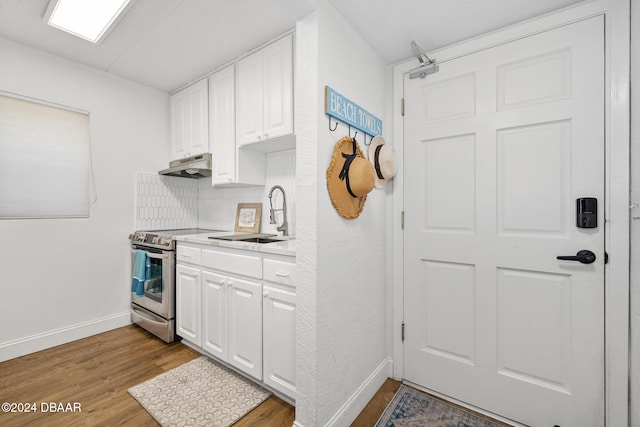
<box><xmin>175</xmin><ymin>231</ymin><xmax>296</xmax><ymax>257</ymax></box>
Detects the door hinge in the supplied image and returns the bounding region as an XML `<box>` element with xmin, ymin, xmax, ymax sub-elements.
<box><xmin>401</xmin><ymin>210</ymin><xmax>405</xmax><ymax>229</ymax></box>
<box><xmin>401</xmin><ymin>322</ymin><xmax>405</xmax><ymax>341</ymax></box>
<box><xmin>401</xmin><ymin>98</ymin><xmax>405</xmax><ymax>116</ymax></box>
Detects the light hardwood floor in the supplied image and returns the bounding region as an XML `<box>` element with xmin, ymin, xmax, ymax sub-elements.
<box><xmin>0</xmin><ymin>325</ymin><xmax>397</xmax><ymax>426</ymax></box>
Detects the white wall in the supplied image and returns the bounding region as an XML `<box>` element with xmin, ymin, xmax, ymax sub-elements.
<box><xmin>630</xmin><ymin>2</ymin><xmax>640</xmax><ymax>424</ymax></box>
<box><xmin>0</xmin><ymin>37</ymin><xmax>170</xmax><ymax>361</ymax></box>
<box><xmin>295</xmin><ymin>10</ymin><xmax>320</xmax><ymax>426</ymax></box>
<box><xmin>295</xmin><ymin>2</ymin><xmax>388</xmax><ymax>425</ymax></box>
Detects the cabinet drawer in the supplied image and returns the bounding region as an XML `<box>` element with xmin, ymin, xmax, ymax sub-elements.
<box><xmin>202</xmin><ymin>249</ymin><xmax>262</xmax><ymax>279</ymax></box>
<box><xmin>263</xmin><ymin>258</ymin><xmax>296</xmax><ymax>287</ymax></box>
<box><xmin>177</xmin><ymin>245</ymin><xmax>202</xmax><ymax>265</ymax></box>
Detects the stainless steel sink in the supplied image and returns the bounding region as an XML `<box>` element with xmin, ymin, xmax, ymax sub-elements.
<box><xmin>238</xmin><ymin>237</ymin><xmax>283</xmax><ymax>244</ymax></box>
<box><xmin>208</xmin><ymin>233</ymin><xmax>294</xmax><ymax>244</ymax></box>
<box><xmin>208</xmin><ymin>233</ymin><xmax>276</xmax><ymax>241</ymax></box>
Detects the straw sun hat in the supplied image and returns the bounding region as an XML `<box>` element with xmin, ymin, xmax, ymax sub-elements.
<box><xmin>326</xmin><ymin>136</ymin><xmax>375</xmax><ymax>219</ymax></box>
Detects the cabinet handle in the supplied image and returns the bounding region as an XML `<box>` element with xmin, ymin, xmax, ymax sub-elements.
<box><xmin>180</xmin><ymin>253</ymin><xmax>191</xmax><ymax>258</ymax></box>
<box><xmin>264</xmin><ymin>133</ymin><xmax>269</xmax><ymax>139</ymax></box>
<box><xmin>227</xmin><ymin>280</ymin><xmax>233</xmax><ymax>287</ymax></box>
<box><xmin>263</xmin><ymin>291</ymin><xmax>269</xmax><ymax>298</ymax></box>
<box><xmin>257</xmin><ymin>135</ymin><xmax>262</xmax><ymax>140</ymax></box>
<box><xmin>275</xmin><ymin>272</ymin><xmax>290</xmax><ymax>277</ymax></box>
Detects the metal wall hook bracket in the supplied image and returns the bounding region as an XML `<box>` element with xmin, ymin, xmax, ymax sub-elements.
<box><xmin>328</xmin><ymin>112</ymin><xmax>375</xmax><ymax>146</ymax></box>
<box><xmin>329</xmin><ymin>116</ymin><xmax>339</xmax><ymax>132</ymax></box>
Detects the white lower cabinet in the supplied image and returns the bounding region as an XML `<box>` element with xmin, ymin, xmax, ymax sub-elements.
<box><xmin>228</xmin><ymin>275</ymin><xmax>263</xmax><ymax>379</ymax></box>
<box><xmin>176</xmin><ymin>242</ymin><xmax>296</xmax><ymax>399</ymax></box>
<box><xmin>202</xmin><ymin>269</ymin><xmax>263</xmax><ymax>379</ymax></box>
<box><xmin>263</xmin><ymin>283</ymin><xmax>296</xmax><ymax>397</ymax></box>
<box><xmin>176</xmin><ymin>263</ymin><xmax>202</xmax><ymax>346</ymax></box>
<box><xmin>202</xmin><ymin>270</ymin><xmax>227</xmax><ymax>360</ymax></box>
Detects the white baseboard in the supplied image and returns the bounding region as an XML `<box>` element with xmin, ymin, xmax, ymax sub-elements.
<box><xmin>324</xmin><ymin>356</ymin><xmax>393</xmax><ymax>427</ymax></box>
<box><xmin>0</xmin><ymin>311</ymin><xmax>131</xmax><ymax>362</ymax></box>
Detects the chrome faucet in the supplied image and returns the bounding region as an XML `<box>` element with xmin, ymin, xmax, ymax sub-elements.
<box><xmin>267</xmin><ymin>185</ymin><xmax>288</xmax><ymax>236</ymax></box>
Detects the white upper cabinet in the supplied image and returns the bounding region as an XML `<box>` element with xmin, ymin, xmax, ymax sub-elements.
<box><xmin>235</xmin><ymin>52</ymin><xmax>264</xmax><ymax>146</ymax></box>
<box><xmin>209</xmin><ymin>65</ymin><xmax>265</xmax><ymax>187</ymax></box>
<box><xmin>209</xmin><ymin>66</ymin><xmax>236</xmax><ymax>185</ymax></box>
<box><xmin>169</xmin><ymin>79</ymin><xmax>209</xmax><ymax>161</ymax></box>
<box><xmin>236</xmin><ymin>34</ymin><xmax>293</xmax><ymax>149</ymax></box>
<box><xmin>262</xmin><ymin>35</ymin><xmax>293</xmax><ymax>139</ymax></box>
<box><xmin>170</xmin><ymin>90</ymin><xmax>188</xmax><ymax>159</ymax></box>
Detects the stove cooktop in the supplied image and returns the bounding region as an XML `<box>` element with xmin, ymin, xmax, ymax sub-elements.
<box><xmin>144</xmin><ymin>228</ymin><xmax>223</xmax><ymax>236</ymax></box>
<box><xmin>130</xmin><ymin>228</ymin><xmax>225</xmax><ymax>249</ymax></box>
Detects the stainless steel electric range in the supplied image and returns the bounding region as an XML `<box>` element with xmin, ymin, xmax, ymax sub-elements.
<box><xmin>128</xmin><ymin>228</ymin><xmax>222</xmax><ymax>342</ymax></box>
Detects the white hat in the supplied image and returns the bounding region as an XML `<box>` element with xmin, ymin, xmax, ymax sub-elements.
<box><xmin>368</xmin><ymin>136</ymin><xmax>396</xmax><ymax>188</ymax></box>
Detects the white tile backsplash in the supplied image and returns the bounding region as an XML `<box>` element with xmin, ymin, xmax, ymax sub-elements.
<box><xmin>197</xmin><ymin>184</ymin><xmax>265</xmax><ymax>231</ymax></box>
<box><xmin>135</xmin><ymin>173</ymin><xmax>199</xmax><ymax>230</ymax></box>
<box><xmin>135</xmin><ymin>149</ymin><xmax>296</xmax><ymax>234</ymax></box>
<box><xmin>263</xmin><ymin>149</ymin><xmax>296</xmax><ymax>235</ymax></box>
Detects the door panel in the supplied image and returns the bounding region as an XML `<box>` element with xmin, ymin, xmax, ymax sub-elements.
<box><xmin>422</xmin><ymin>261</ymin><xmax>476</xmax><ymax>364</ymax></box>
<box><xmin>210</xmin><ymin>66</ymin><xmax>236</xmax><ymax>185</ymax></box>
<box><xmin>202</xmin><ymin>270</ymin><xmax>228</xmax><ymax>361</ymax></box>
<box><xmin>263</xmin><ymin>284</ymin><xmax>296</xmax><ymax>396</ymax></box>
<box><xmin>228</xmin><ymin>276</ymin><xmax>262</xmax><ymax>380</ymax></box>
<box><xmin>423</xmin><ymin>134</ymin><xmax>476</xmax><ymax>232</ymax></box>
<box><xmin>497</xmin><ymin>121</ymin><xmax>571</xmax><ymax>236</ymax></box>
<box><xmin>262</xmin><ymin>34</ymin><xmax>293</xmax><ymax>139</ymax></box>
<box><xmin>496</xmin><ymin>268</ymin><xmax>572</xmax><ymax>392</ymax></box>
<box><xmin>175</xmin><ymin>264</ymin><xmax>201</xmax><ymax>346</ymax></box>
<box><xmin>403</xmin><ymin>17</ymin><xmax>604</xmax><ymax>426</ymax></box>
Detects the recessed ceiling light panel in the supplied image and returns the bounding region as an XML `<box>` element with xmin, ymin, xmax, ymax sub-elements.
<box><xmin>44</xmin><ymin>0</ymin><xmax>134</xmax><ymax>44</ymax></box>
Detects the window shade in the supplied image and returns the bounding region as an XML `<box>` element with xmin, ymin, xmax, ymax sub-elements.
<box><xmin>0</xmin><ymin>93</ymin><xmax>90</xmax><ymax>218</ymax></box>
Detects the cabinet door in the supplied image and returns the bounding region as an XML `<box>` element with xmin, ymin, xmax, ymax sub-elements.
<box><xmin>263</xmin><ymin>284</ymin><xmax>296</xmax><ymax>398</ymax></box>
<box><xmin>170</xmin><ymin>90</ymin><xmax>188</xmax><ymax>160</ymax></box>
<box><xmin>176</xmin><ymin>264</ymin><xmax>201</xmax><ymax>346</ymax></box>
<box><xmin>227</xmin><ymin>275</ymin><xmax>263</xmax><ymax>379</ymax></box>
<box><xmin>202</xmin><ymin>270</ymin><xmax>228</xmax><ymax>361</ymax></box>
<box><xmin>236</xmin><ymin>51</ymin><xmax>264</xmax><ymax>146</ymax></box>
<box><xmin>262</xmin><ymin>34</ymin><xmax>293</xmax><ymax>139</ymax></box>
<box><xmin>188</xmin><ymin>79</ymin><xmax>209</xmax><ymax>156</ymax></box>
<box><xmin>209</xmin><ymin>66</ymin><xmax>236</xmax><ymax>185</ymax></box>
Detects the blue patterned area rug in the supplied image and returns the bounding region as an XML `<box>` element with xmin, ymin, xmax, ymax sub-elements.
<box><xmin>375</xmin><ymin>385</ymin><xmax>504</xmax><ymax>427</ymax></box>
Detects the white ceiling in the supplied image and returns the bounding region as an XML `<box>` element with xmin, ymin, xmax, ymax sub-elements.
<box><xmin>0</xmin><ymin>0</ymin><xmax>586</xmax><ymax>93</ymax></box>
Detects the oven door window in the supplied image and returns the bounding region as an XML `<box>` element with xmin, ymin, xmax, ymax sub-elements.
<box><xmin>145</xmin><ymin>256</ymin><xmax>164</xmax><ymax>303</ymax></box>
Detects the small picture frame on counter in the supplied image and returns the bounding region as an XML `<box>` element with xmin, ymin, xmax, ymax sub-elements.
<box><xmin>235</xmin><ymin>203</ymin><xmax>262</xmax><ymax>233</ymax></box>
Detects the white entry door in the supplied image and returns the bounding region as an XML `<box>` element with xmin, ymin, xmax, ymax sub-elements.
<box><xmin>403</xmin><ymin>16</ymin><xmax>604</xmax><ymax>426</ymax></box>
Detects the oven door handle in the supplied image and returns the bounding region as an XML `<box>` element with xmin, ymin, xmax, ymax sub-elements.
<box><xmin>131</xmin><ymin>306</ymin><xmax>167</xmax><ymax>326</ymax></box>
<box><xmin>131</xmin><ymin>248</ymin><xmax>170</xmax><ymax>261</ymax></box>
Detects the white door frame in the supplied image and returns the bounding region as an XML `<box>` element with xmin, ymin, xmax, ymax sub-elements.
<box><xmin>390</xmin><ymin>1</ymin><xmax>630</xmax><ymax>425</ymax></box>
